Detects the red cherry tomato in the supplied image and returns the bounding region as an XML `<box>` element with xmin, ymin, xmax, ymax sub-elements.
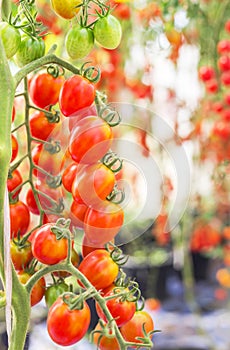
<box><xmin>61</xmin><ymin>162</ymin><xmax>79</xmax><ymax>192</ymax></box>
<box><xmin>59</xmin><ymin>75</ymin><xmax>96</xmax><ymax>117</ymax></box>
<box><xmin>71</xmin><ymin>163</ymin><xmax>115</xmax><ymax>205</ymax></box>
<box><xmin>217</xmin><ymin>39</ymin><xmax>230</xmax><ymax>54</ymax></box>
<box><xmin>78</xmin><ymin>249</ymin><xmax>119</xmax><ymax>290</ymax></box>
<box><xmin>11</xmin><ymin>134</ymin><xmax>18</xmax><ymax>163</ymax></box>
<box><xmin>96</xmin><ymin>288</ymin><xmax>136</xmax><ymax>327</ymax></box>
<box><xmin>29</xmin><ymin>72</ymin><xmax>65</xmax><ymax>108</ymax></box>
<box><xmin>120</xmin><ymin>310</ymin><xmax>154</xmax><ymax>346</ymax></box>
<box><xmin>29</xmin><ymin>110</ymin><xmax>58</xmax><ymax>141</ymax></box>
<box><xmin>31</xmin><ymin>143</ymin><xmax>60</xmax><ymax>179</ymax></box>
<box><xmin>199</xmin><ymin>66</ymin><xmax>215</xmax><ymax>81</ymax></box>
<box><xmin>10</xmin><ymin>239</ymin><xmax>33</xmax><ymax>270</ymax></box>
<box><xmin>84</xmin><ymin>200</ymin><xmax>124</xmax><ymax>245</ymax></box>
<box><xmin>25</xmin><ymin>187</ymin><xmax>40</xmax><ymax>215</ymax></box>
<box><xmin>10</xmin><ymin>201</ymin><xmax>30</xmax><ymax>238</ymax></box>
<box><xmin>218</xmin><ymin>55</ymin><xmax>230</xmax><ymax>71</ymax></box>
<box><xmin>47</xmin><ymin>296</ymin><xmax>91</xmax><ymax>346</ymax></box>
<box><xmin>31</xmin><ymin>223</ymin><xmax>68</xmax><ymax>265</ymax></box>
<box><xmin>17</xmin><ymin>271</ymin><xmax>46</xmax><ymax>306</ymax></box>
<box><xmin>7</xmin><ymin>169</ymin><xmax>23</xmax><ymax>199</ymax></box>
<box><xmin>69</xmin><ymin>116</ymin><xmax>113</xmax><ymax>164</ymax></box>
<box><xmin>70</xmin><ymin>200</ymin><xmax>88</xmax><ymax>229</ymax></box>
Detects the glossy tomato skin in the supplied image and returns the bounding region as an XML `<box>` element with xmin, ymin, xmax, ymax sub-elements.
<box><xmin>51</xmin><ymin>0</ymin><xmax>82</xmax><ymax>19</ymax></box>
<box><xmin>31</xmin><ymin>223</ymin><xmax>68</xmax><ymax>265</ymax></box>
<box><xmin>47</xmin><ymin>297</ymin><xmax>91</xmax><ymax>346</ymax></box>
<box><xmin>15</xmin><ymin>35</ymin><xmax>45</xmax><ymax>67</ymax></box>
<box><xmin>70</xmin><ymin>200</ymin><xmax>88</xmax><ymax>229</ymax></box>
<box><xmin>29</xmin><ymin>110</ymin><xmax>58</xmax><ymax>141</ymax></box>
<box><xmin>10</xmin><ymin>201</ymin><xmax>30</xmax><ymax>238</ymax></box>
<box><xmin>120</xmin><ymin>310</ymin><xmax>154</xmax><ymax>345</ymax></box>
<box><xmin>10</xmin><ymin>239</ymin><xmax>33</xmax><ymax>270</ymax></box>
<box><xmin>96</xmin><ymin>288</ymin><xmax>136</xmax><ymax>327</ymax></box>
<box><xmin>78</xmin><ymin>249</ymin><xmax>119</xmax><ymax>290</ymax></box>
<box><xmin>65</xmin><ymin>25</ymin><xmax>94</xmax><ymax>60</ymax></box>
<box><xmin>93</xmin><ymin>14</ymin><xmax>122</xmax><ymax>50</ymax></box>
<box><xmin>29</xmin><ymin>73</ymin><xmax>64</xmax><ymax>108</ymax></box>
<box><xmin>69</xmin><ymin>116</ymin><xmax>113</xmax><ymax>164</ymax></box>
<box><xmin>11</xmin><ymin>134</ymin><xmax>18</xmax><ymax>163</ymax></box>
<box><xmin>62</xmin><ymin>162</ymin><xmax>79</xmax><ymax>192</ymax></box>
<box><xmin>17</xmin><ymin>271</ymin><xmax>46</xmax><ymax>306</ymax></box>
<box><xmin>45</xmin><ymin>282</ymin><xmax>69</xmax><ymax>308</ymax></box>
<box><xmin>93</xmin><ymin>321</ymin><xmax>120</xmax><ymax>350</ymax></box>
<box><xmin>59</xmin><ymin>75</ymin><xmax>96</xmax><ymax>117</ymax></box>
<box><xmin>0</xmin><ymin>22</ymin><xmax>21</xmax><ymax>59</ymax></box>
<box><xmin>25</xmin><ymin>187</ymin><xmax>40</xmax><ymax>215</ymax></box>
<box><xmin>31</xmin><ymin>143</ymin><xmax>60</xmax><ymax>178</ymax></box>
<box><xmin>84</xmin><ymin>201</ymin><xmax>124</xmax><ymax>245</ymax></box>
<box><xmin>71</xmin><ymin>163</ymin><xmax>115</xmax><ymax>205</ymax></box>
<box><xmin>7</xmin><ymin>169</ymin><xmax>23</xmax><ymax>199</ymax></box>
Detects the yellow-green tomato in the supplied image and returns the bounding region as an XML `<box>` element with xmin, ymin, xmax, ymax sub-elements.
<box><xmin>0</xmin><ymin>22</ymin><xmax>21</xmax><ymax>59</ymax></box>
<box><xmin>45</xmin><ymin>282</ymin><xmax>69</xmax><ymax>308</ymax></box>
<box><xmin>15</xmin><ymin>35</ymin><xmax>45</xmax><ymax>67</ymax></box>
<box><xmin>65</xmin><ymin>26</ymin><xmax>94</xmax><ymax>60</ymax></box>
<box><xmin>93</xmin><ymin>14</ymin><xmax>122</xmax><ymax>50</ymax></box>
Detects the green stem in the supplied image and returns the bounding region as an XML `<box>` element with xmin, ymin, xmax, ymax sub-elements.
<box><xmin>14</xmin><ymin>54</ymin><xmax>80</xmax><ymax>87</ymax></box>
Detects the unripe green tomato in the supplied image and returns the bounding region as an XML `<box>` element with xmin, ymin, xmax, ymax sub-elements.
<box><xmin>15</xmin><ymin>34</ymin><xmax>45</xmax><ymax>67</ymax></box>
<box><xmin>45</xmin><ymin>282</ymin><xmax>69</xmax><ymax>308</ymax></box>
<box><xmin>0</xmin><ymin>22</ymin><xmax>21</xmax><ymax>59</ymax></box>
<box><xmin>93</xmin><ymin>14</ymin><xmax>122</xmax><ymax>50</ymax></box>
<box><xmin>65</xmin><ymin>26</ymin><xmax>94</xmax><ymax>60</ymax></box>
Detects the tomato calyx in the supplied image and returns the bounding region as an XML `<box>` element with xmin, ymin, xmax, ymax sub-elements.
<box><xmin>90</xmin><ymin>319</ymin><xmax>116</xmax><ymax>344</ymax></box>
<box><xmin>50</xmin><ymin>218</ymin><xmax>72</xmax><ymax>241</ymax></box>
<box><xmin>109</xmin><ymin>245</ymin><xmax>129</xmax><ymax>266</ymax></box>
<box><xmin>62</xmin><ymin>288</ymin><xmax>97</xmax><ymax>311</ymax></box>
<box><xmin>106</xmin><ymin>185</ymin><xmax>125</xmax><ymax>204</ymax></box>
<box><xmin>47</xmin><ymin>64</ymin><xmax>65</xmax><ymax>79</ymax></box>
<box><xmin>102</xmin><ymin>151</ymin><xmax>123</xmax><ymax>173</ymax></box>
<box><xmin>44</xmin><ymin>139</ymin><xmax>61</xmax><ymax>155</ymax></box>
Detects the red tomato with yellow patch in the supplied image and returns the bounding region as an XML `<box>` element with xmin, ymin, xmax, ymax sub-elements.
<box><xmin>84</xmin><ymin>200</ymin><xmax>124</xmax><ymax>245</ymax></box>
<box><xmin>17</xmin><ymin>271</ymin><xmax>46</xmax><ymax>306</ymax></box>
<box><xmin>78</xmin><ymin>249</ymin><xmax>119</xmax><ymax>290</ymax></box>
<box><xmin>31</xmin><ymin>223</ymin><xmax>68</xmax><ymax>265</ymax></box>
<box><xmin>29</xmin><ymin>110</ymin><xmax>58</xmax><ymax>141</ymax></box>
<box><xmin>69</xmin><ymin>116</ymin><xmax>113</xmax><ymax>164</ymax></box>
<box><xmin>47</xmin><ymin>296</ymin><xmax>91</xmax><ymax>346</ymax></box>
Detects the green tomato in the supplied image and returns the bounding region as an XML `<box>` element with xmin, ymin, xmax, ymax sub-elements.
<box><xmin>0</xmin><ymin>22</ymin><xmax>21</xmax><ymax>59</ymax></box>
<box><xmin>45</xmin><ymin>282</ymin><xmax>69</xmax><ymax>308</ymax></box>
<box><xmin>65</xmin><ymin>26</ymin><xmax>94</xmax><ymax>60</ymax></box>
<box><xmin>15</xmin><ymin>35</ymin><xmax>45</xmax><ymax>67</ymax></box>
<box><xmin>93</xmin><ymin>14</ymin><xmax>122</xmax><ymax>50</ymax></box>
